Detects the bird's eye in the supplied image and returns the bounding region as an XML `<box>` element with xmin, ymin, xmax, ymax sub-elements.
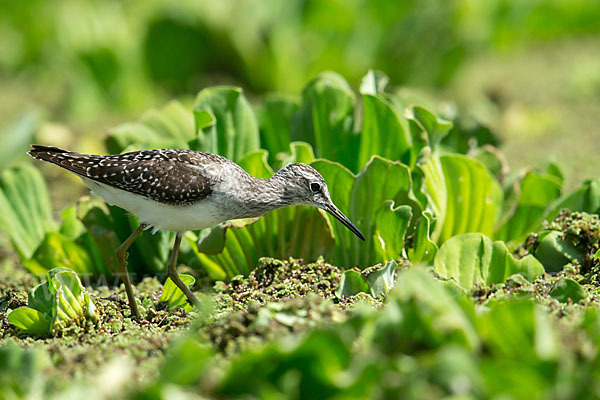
<box><xmin>310</xmin><ymin>182</ymin><xmax>321</xmax><ymax>193</ymax></box>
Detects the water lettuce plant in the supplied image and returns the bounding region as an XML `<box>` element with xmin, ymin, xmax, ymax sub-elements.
<box><xmin>5</xmin><ymin>70</ymin><xmax>600</xmax><ymax>286</ymax></box>
<box><xmin>433</xmin><ymin>233</ymin><xmax>544</xmax><ymax>289</ymax></box>
<box><xmin>336</xmin><ymin>260</ymin><xmax>397</xmax><ymax>299</ymax></box>
<box><xmin>7</xmin><ymin>267</ymin><xmax>98</xmax><ymax>336</ymax></box>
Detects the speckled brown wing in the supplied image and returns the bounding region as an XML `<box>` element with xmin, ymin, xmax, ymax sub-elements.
<box><xmin>28</xmin><ymin>145</ymin><xmax>225</xmax><ymax>205</ymax></box>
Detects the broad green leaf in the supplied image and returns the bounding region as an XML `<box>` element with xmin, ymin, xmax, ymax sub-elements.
<box><xmin>158</xmin><ymin>337</ymin><xmax>213</xmax><ymax>386</ymax></box>
<box><xmin>335</xmin><ymin>270</ymin><xmax>370</xmax><ymax>298</ymax></box>
<box><xmin>495</xmin><ymin>171</ymin><xmax>562</xmax><ymax>244</ymax></box>
<box><xmin>478</xmin><ymin>300</ymin><xmax>559</xmax><ymax>362</ymax></box>
<box><xmin>375</xmin><ymin>267</ymin><xmax>479</xmax><ymax>351</ymax></box>
<box><xmin>408</xmin><ymin>105</ymin><xmax>453</xmax><ymax>154</ymax></box>
<box><xmin>52</xmin><ymin>269</ymin><xmax>85</xmax><ymax>319</ymax></box>
<box><xmin>159</xmin><ymin>274</ymin><xmax>196</xmax><ymax>311</ymax></box>
<box><xmin>365</xmin><ymin>260</ymin><xmax>397</xmax><ymax>298</ymax></box>
<box><xmin>545</xmin><ymin>178</ymin><xmax>600</xmax><ymax>220</ymax></box>
<box><xmin>84</xmin><ymin>292</ymin><xmax>98</xmax><ymax>323</ymax></box>
<box><xmin>23</xmin><ymin>232</ymin><xmax>96</xmax><ymax>275</ymax></box>
<box><xmin>277</xmin><ymin>141</ymin><xmax>315</xmax><ymax>168</ymax></box>
<box><xmin>470</xmin><ymin>145</ymin><xmax>508</xmax><ymax>181</ymax></box>
<box><xmin>407</xmin><ymin>211</ymin><xmax>438</xmax><ymax>264</ymax></box>
<box><xmin>372</xmin><ymin>202</ymin><xmax>412</xmax><ymax>262</ymax></box>
<box><xmin>193</xmin><ymin>86</ymin><xmax>260</xmax><ymax>162</ymax></box>
<box><xmin>359</xmin><ymin>69</ymin><xmax>390</xmax><ymax>96</ymax></box>
<box><xmin>546</xmin><ymin>162</ymin><xmax>565</xmax><ymax>185</ymax></box>
<box><xmin>27</xmin><ymin>282</ymin><xmax>56</xmax><ymax>317</ymax></box>
<box><xmin>106</xmin><ymin>101</ymin><xmax>195</xmax><ymax>154</ymax></box>
<box><xmin>434</xmin><ymin>233</ymin><xmax>545</xmax><ymax>289</ymax></box>
<box><xmin>75</xmin><ymin>198</ymin><xmax>122</xmax><ymax>276</ymax></box>
<box><xmin>7</xmin><ymin>308</ymin><xmax>51</xmax><ymax>336</ymax></box>
<box><xmin>0</xmin><ymin>164</ymin><xmax>56</xmax><ymax>259</ymax></box>
<box><xmin>422</xmin><ymin>154</ymin><xmax>503</xmax><ymax>244</ymax></box>
<box><xmin>358</xmin><ymin>72</ymin><xmax>412</xmax><ymax>169</ymax></box>
<box><xmin>534</xmin><ymin>231</ymin><xmax>582</xmax><ymax>273</ymax></box>
<box><xmin>549</xmin><ymin>278</ymin><xmax>586</xmax><ymax>303</ymax></box>
<box><xmin>217</xmin><ymin>329</ymin><xmax>351</xmax><ymax>399</ymax></box>
<box><xmin>290</xmin><ymin>72</ymin><xmax>358</xmax><ymax>171</ymax></box>
<box><xmin>59</xmin><ymin>205</ymin><xmax>85</xmax><ymax>239</ymax></box>
<box><xmin>315</xmin><ymin>156</ymin><xmax>415</xmax><ymax>268</ymax></box>
<box><xmin>258</xmin><ymin>94</ymin><xmax>300</xmax><ymax>166</ymax></box>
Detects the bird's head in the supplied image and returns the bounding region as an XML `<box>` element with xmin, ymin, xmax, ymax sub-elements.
<box><xmin>271</xmin><ymin>163</ymin><xmax>365</xmax><ymax>241</ymax></box>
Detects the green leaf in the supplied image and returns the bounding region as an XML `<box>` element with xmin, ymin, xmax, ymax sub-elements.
<box><xmin>378</xmin><ymin>267</ymin><xmax>480</xmax><ymax>351</ymax></box>
<box><xmin>59</xmin><ymin>205</ymin><xmax>86</xmax><ymax>239</ymax></box>
<box><xmin>276</xmin><ymin>141</ymin><xmax>315</xmax><ymax>169</ymax></box>
<box><xmin>7</xmin><ymin>307</ymin><xmax>51</xmax><ymax>336</ymax></box>
<box><xmin>496</xmin><ymin>171</ymin><xmax>562</xmax><ymax>244</ymax></box>
<box><xmin>434</xmin><ymin>233</ymin><xmax>545</xmax><ymax>289</ymax></box>
<box><xmin>469</xmin><ymin>145</ymin><xmax>508</xmax><ymax>180</ymax></box>
<box><xmin>534</xmin><ymin>231</ymin><xmax>582</xmax><ymax>273</ymax></box>
<box><xmin>408</xmin><ymin>105</ymin><xmax>453</xmax><ymax>152</ymax></box>
<box><xmin>549</xmin><ymin>278</ymin><xmax>586</xmax><ymax>303</ymax></box>
<box><xmin>84</xmin><ymin>292</ymin><xmax>98</xmax><ymax>323</ymax></box>
<box><xmin>258</xmin><ymin>94</ymin><xmax>300</xmax><ymax>166</ymax></box>
<box><xmin>159</xmin><ymin>274</ymin><xmax>196</xmax><ymax>311</ymax></box>
<box><xmin>358</xmin><ymin>71</ymin><xmax>412</xmax><ymax>169</ymax></box>
<box><xmin>335</xmin><ymin>270</ymin><xmax>370</xmax><ymax>298</ymax></box>
<box><xmin>291</xmin><ymin>72</ymin><xmax>358</xmax><ymax>171</ymax></box>
<box><xmin>359</xmin><ymin>69</ymin><xmax>390</xmax><ymax>96</ymax></box>
<box><xmin>158</xmin><ymin>337</ymin><xmax>213</xmax><ymax>386</ymax></box>
<box><xmin>52</xmin><ymin>269</ymin><xmax>85</xmax><ymax>319</ymax></box>
<box><xmin>106</xmin><ymin>100</ymin><xmax>195</xmax><ymax>154</ymax></box>
<box><xmin>315</xmin><ymin>156</ymin><xmax>415</xmax><ymax>267</ymax></box>
<box><xmin>478</xmin><ymin>300</ymin><xmax>560</xmax><ymax>362</ymax></box>
<box><xmin>372</xmin><ymin>202</ymin><xmax>412</xmax><ymax>262</ymax></box>
<box><xmin>545</xmin><ymin>178</ymin><xmax>600</xmax><ymax>220</ymax></box>
<box><xmin>0</xmin><ymin>164</ymin><xmax>56</xmax><ymax>259</ymax></box>
<box><xmin>421</xmin><ymin>154</ymin><xmax>503</xmax><ymax>244</ymax></box>
<box><xmin>23</xmin><ymin>232</ymin><xmax>96</xmax><ymax>275</ymax></box>
<box><xmin>193</xmin><ymin>86</ymin><xmax>260</xmax><ymax>162</ymax></box>
<box><xmin>407</xmin><ymin>211</ymin><xmax>438</xmax><ymax>264</ymax></box>
<box><xmin>27</xmin><ymin>281</ymin><xmax>55</xmax><ymax>317</ymax></box>
<box><xmin>365</xmin><ymin>260</ymin><xmax>397</xmax><ymax>298</ymax></box>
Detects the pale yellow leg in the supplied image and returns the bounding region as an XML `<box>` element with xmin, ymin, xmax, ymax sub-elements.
<box><xmin>167</xmin><ymin>233</ymin><xmax>198</xmax><ymax>307</ymax></box>
<box><xmin>115</xmin><ymin>224</ymin><xmax>145</xmax><ymax>319</ymax></box>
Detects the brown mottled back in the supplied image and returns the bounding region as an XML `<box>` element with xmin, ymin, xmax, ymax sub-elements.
<box><xmin>28</xmin><ymin>145</ymin><xmax>227</xmax><ymax>205</ymax></box>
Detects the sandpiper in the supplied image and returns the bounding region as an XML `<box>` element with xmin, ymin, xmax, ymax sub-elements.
<box><xmin>28</xmin><ymin>145</ymin><xmax>364</xmax><ymax>319</ymax></box>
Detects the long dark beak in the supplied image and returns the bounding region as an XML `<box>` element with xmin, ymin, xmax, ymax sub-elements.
<box><xmin>325</xmin><ymin>204</ymin><xmax>365</xmax><ymax>241</ymax></box>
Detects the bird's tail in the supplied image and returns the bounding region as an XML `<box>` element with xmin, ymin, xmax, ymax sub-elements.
<box><xmin>27</xmin><ymin>145</ymin><xmax>99</xmax><ymax>177</ymax></box>
<box><xmin>27</xmin><ymin>145</ymin><xmax>71</xmax><ymax>162</ymax></box>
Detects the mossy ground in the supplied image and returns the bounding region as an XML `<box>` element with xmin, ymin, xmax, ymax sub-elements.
<box><xmin>0</xmin><ymin>257</ymin><xmax>372</xmax><ymax>394</ymax></box>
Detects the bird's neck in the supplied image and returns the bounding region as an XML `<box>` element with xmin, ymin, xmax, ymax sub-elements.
<box><xmin>219</xmin><ymin>173</ymin><xmax>294</xmax><ymax>219</ymax></box>
<box><xmin>256</xmin><ymin>174</ymin><xmax>296</xmax><ymax>209</ymax></box>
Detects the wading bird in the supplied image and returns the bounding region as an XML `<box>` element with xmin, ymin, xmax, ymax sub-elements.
<box><xmin>28</xmin><ymin>145</ymin><xmax>365</xmax><ymax>319</ymax></box>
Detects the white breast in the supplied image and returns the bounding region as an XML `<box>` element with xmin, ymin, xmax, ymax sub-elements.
<box><xmin>82</xmin><ymin>178</ymin><xmax>226</xmax><ymax>233</ymax></box>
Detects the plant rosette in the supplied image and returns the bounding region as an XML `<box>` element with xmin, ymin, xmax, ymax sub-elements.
<box><xmin>7</xmin><ymin>267</ymin><xmax>98</xmax><ymax>336</ymax></box>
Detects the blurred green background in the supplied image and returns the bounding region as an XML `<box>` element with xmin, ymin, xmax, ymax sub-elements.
<box><xmin>2</xmin><ymin>0</ymin><xmax>600</xmax><ymax>186</ymax></box>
